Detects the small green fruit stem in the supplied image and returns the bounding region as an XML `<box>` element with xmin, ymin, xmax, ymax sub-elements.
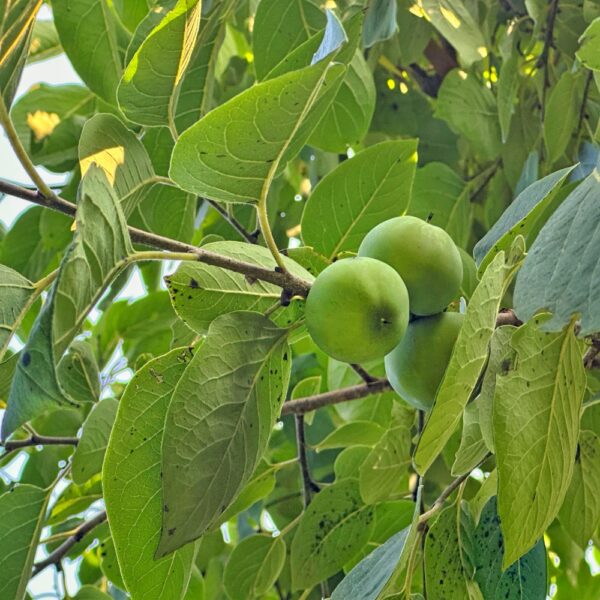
<box><xmin>0</xmin><ymin>95</ymin><xmax>55</xmax><ymax>200</ymax></box>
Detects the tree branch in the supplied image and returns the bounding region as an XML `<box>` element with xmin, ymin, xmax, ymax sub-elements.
<box><xmin>538</xmin><ymin>0</ymin><xmax>559</xmax><ymax>124</ymax></box>
<box><xmin>0</xmin><ymin>178</ymin><xmax>311</xmax><ymax>298</ymax></box>
<box><xmin>282</xmin><ymin>378</ymin><xmax>392</xmax><ymax>416</ymax></box>
<box><xmin>417</xmin><ymin>457</ymin><xmax>490</xmax><ymax>528</ymax></box>
<box><xmin>294</xmin><ymin>415</ymin><xmax>319</xmax><ymax>508</ymax></box>
<box><xmin>33</xmin><ymin>510</ymin><xmax>107</xmax><ymax>575</ymax></box>
<box><xmin>2</xmin><ymin>434</ymin><xmax>78</xmax><ymax>453</ymax></box>
<box><xmin>204</xmin><ymin>198</ymin><xmax>259</xmax><ymax>244</ymax></box>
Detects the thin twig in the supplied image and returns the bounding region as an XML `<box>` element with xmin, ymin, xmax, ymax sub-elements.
<box><xmin>2</xmin><ymin>434</ymin><xmax>78</xmax><ymax>453</ymax></box>
<box><xmin>538</xmin><ymin>0</ymin><xmax>559</xmax><ymax>125</ymax></box>
<box><xmin>418</xmin><ymin>456</ymin><xmax>490</xmax><ymax>528</ymax></box>
<box><xmin>205</xmin><ymin>198</ymin><xmax>259</xmax><ymax>244</ymax></box>
<box><xmin>295</xmin><ymin>415</ymin><xmax>319</xmax><ymax>508</ymax></box>
<box><xmin>0</xmin><ymin>178</ymin><xmax>311</xmax><ymax>298</ymax></box>
<box><xmin>32</xmin><ymin>511</ymin><xmax>107</xmax><ymax>575</ymax></box>
<box><xmin>576</xmin><ymin>70</ymin><xmax>593</xmax><ymax>142</ymax></box>
<box><xmin>350</xmin><ymin>363</ymin><xmax>378</xmax><ymax>384</ymax></box>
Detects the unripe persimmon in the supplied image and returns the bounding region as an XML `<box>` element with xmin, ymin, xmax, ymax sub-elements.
<box><xmin>305</xmin><ymin>258</ymin><xmax>409</xmax><ymax>364</ymax></box>
<box><xmin>358</xmin><ymin>216</ymin><xmax>463</xmax><ymax>316</ymax></box>
<box><xmin>385</xmin><ymin>311</ymin><xmax>464</xmax><ymax>410</ymax></box>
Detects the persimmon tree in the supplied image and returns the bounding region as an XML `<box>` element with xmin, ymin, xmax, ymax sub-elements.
<box><xmin>1</xmin><ymin>1</ymin><xmax>600</xmax><ymax>599</ymax></box>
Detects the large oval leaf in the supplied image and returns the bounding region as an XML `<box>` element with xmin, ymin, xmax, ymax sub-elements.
<box><xmin>158</xmin><ymin>312</ymin><xmax>290</xmax><ymax>555</ymax></box>
<box><xmin>104</xmin><ymin>348</ymin><xmax>196</xmax><ymax>600</ymax></box>
<box><xmin>301</xmin><ymin>140</ymin><xmax>417</xmax><ymax>258</ymax></box>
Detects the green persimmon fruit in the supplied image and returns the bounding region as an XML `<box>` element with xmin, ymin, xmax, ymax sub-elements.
<box><xmin>358</xmin><ymin>216</ymin><xmax>463</xmax><ymax>316</ymax></box>
<box><xmin>305</xmin><ymin>257</ymin><xmax>410</xmax><ymax>364</ymax></box>
<box><xmin>385</xmin><ymin>311</ymin><xmax>464</xmax><ymax>410</ymax></box>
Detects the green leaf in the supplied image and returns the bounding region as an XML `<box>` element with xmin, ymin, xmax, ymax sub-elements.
<box><xmin>435</xmin><ymin>69</ymin><xmax>501</xmax><ymax>161</ymax></box>
<box><xmin>72</xmin><ymin>398</ymin><xmax>118</xmax><ymax>485</ymax></box>
<box><xmin>49</xmin><ymin>475</ymin><xmax>103</xmax><ymax>525</ymax></box>
<box><xmin>118</xmin><ymin>0</ymin><xmax>202</xmax><ymax>128</ymax></box>
<box><xmin>473</xmin><ymin>497</ymin><xmax>547</xmax><ymax>599</ymax></box>
<box><xmin>129</xmin><ymin>182</ymin><xmax>196</xmax><ymax>243</ymax></box>
<box><xmin>0</xmin><ymin>484</ymin><xmax>50</xmax><ymax>600</ymax></box>
<box><xmin>174</xmin><ymin>0</ymin><xmax>236</xmax><ymax>130</ymax></box>
<box><xmin>73</xmin><ymin>585</ymin><xmax>113</xmax><ymax>600</ymax></box>
<box><xmin>425</xmin><ymin>503</ymin><xmax>472</xmax><ymax>599</ymax></box>
<box><xmin>473</xmin><ymin>166</ymin><xmax>574</xmax><ymax>272</ymax></box>
<box><xmin>497</xmin><ymin>53</ymin><xmax>520</xmax><ymax>143</ymax></box>
<box><xmin>1</xmin><ymin>206</ymin><xmax>72</xmax><ymax>281</ymax></box>
<box><xmin>0</xmin><ymin>0</ymin><xmax>40</xmax><ymax>106</ymax></box>
<box><xmin>408</xmin><ymin>162</ymin><xmax>469</xmax><ymax>248</ymax></box>
<box><xmin>494</xmin><ymin>319</ymin><xmax>586</xmax><ymax>567</ymax></box>
<box><xmin>291</xmin><ymin>479</ymin><xmax>375</xmax><ymax>590</ymax></box>
<box><xmin>514</xmin><ymin>168</ymin><xmax>600</xmax><ymax>336</ymax></box>
<box><xmin>53</xmin><ymin>0</ymin><xmax>125</xmax><ymax>104</ymax></box>
<box><xmin>165</xmin><ymin>241</ymin><xmax>312</xmax><ymax>332</ymax></box>
<box><xmin>451</xmin><ymin>399</ymin><xmax>489</xmax><ymax>476</ymax></box>
<box><xmin>362</xmin><ymin>0</ymin><xmax>397</xmax><ymax>48</ymax></box>
<box><xmin>79</xmin><ymin>113</ymin><xmax>156</xmax><ymax>216</ymax></box>
<box><xmin>472</xmin><ymin>325</ymin><xmax>518</xmax><ymax>452</ymax></box>
<box><xmin>331</xmin><ymin>490</ymin><xmax>420</xmax><ymax>600</ymax></box>
<box><xmin>577</xmin><ymin>17</ymin><xmax>600</xmax><ymax>70</ymax></box>
<box><xmin>0</xmin><ymin>265</ymin><xmax>35</xmax><ymax>357</ymax></box>
<box><xmin>223</xmin><ymin>535</ymin><xmax>286</xmax><ymax>600</ymax></box>
<box><xmin>301</xmin><ymin>140</ymin><xmax>418</xmax><ymax>258</ymax></box>
<box><xmin>27</xmin><ymin>20</ymin><xmax>62</xmax><ymax>64</ymax></box>
<box><xmin>57</xmin><ymin>340</ymin><xmax>101</xmax><ymax>405</ymax></box>
<box><xmin>559</xmin><ymin>429</ymin><xmax>600</xmax><ymax>549</ymax></box>
<box><xmin>359</xmin><ymin>425</ymin><xmax>411</xmax><ymax>504</ymax></box>
<box><xmin>414</xmin><ymin>243</ymin><xmax>524</xmax><ymax>474</ymax></box>
<box><xmin>421</xmin><ymin>0</ymin><xmax>487</xmax><ymax>66</ymax></box>
<box><xmin>309</xmin><ymin>50</ymin><xmax>375</xmax><ymax>152</ymax></box>
<box><xmin>2</xmin><ymin>166</ymin><xmax>132</xmax><ymax>439</ymax></box>
<box><xmin>252</xmin><ymin>0</ymin><xmax>325</xmax><ymax>81</ymax></box>
<box><xmin>315</xmin><ymin>421</ymin><xmax>384</xmax><ymax>451</ymax></box>
<box><xmin>104</xmin><ymin>348</ymin><xmax>196</xmax><ymax>600</ymax></box>
<box><xmin>159</xmin><ymin>312</ymin><xmax>290</xmax><ymax>555</ymax></box>
<box><xmin>169</xmin><ymin>58</ymin><xmax>345</xmax><ymax>203</ymax></box>
<box><xmin>215</xmin><ymin>461</ymin><xmax>278</xmax><ymax>527</ymax></box>
<box><xmin>114</xmin><ymin>0</ymin><xmax>152</xmax><ymax>33</ymax></box>
<box><xmin>11</xmin><ymin>83</ymin><xmax>96</xmax><ymax>173</ymax></box>
<box><xmin>544</xmin><ymin>71</ymin><xmax>580</xmax><ymax>164</ymax></box>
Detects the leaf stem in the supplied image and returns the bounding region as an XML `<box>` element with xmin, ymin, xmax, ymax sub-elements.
<box><xmin>258</xmin><ymin>194</ymin><xmax>287</xmax><ymax>272</ymax></box>
<box><xmin>0</xmin><ymin>96</ymin><xmax>55</xmax><ymax>199</ymax></box>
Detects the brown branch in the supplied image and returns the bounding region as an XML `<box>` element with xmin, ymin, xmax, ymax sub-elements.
<box><xmin>538</xmin><ymin>0</ymin><xmax>559</xmax><ymax>124</ymax></box>
<box><xmin>282</xmin><ymin>311</ymin><xmax>523</xmax><ymax>416</ymax></box>
<box><xmin>0</xmin><ymin>179</ymin><xmax>311</xmax><ymax>298</ymax></box>
<box><xmin>350</xmin><ymin>363</ymin><xmax>378</xmax><ymax>384</ymax></box>
<box><xmin>282</xmin><ymin>378</ymin><xmax>392</xmax><ymax>416</ymax></box>
<box><xmin>294</xmin><ymin>415</ymin><xmax>319</xmax><ymax>508</ymax></box>
<box><xmin>576</xmin><ymin>70</ymin><xmax>593</xmax><ymax>140</ymax></box>
<box><xmin>2</xmin><ymin>434</ymin><xmax>78</xmax><ymax>453</ymax></box>
<box><xmin>33</xmin><ymin>510</ymin><xmax>107</xmax><ymax>575</ymax></box>
<box><xmin>495</xmin><ymin>309</ymin><xmax>522</xmax><ymax>327</ymax></box>
<box><xmin>204</xmin><ymin>198</ymin><xmax>259</xmax><ymax>244</ymax></box>
<box><xmin>418</xmin><ymin>455</ymin><xmax>490</xmax><ymax>529</ymax></box>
